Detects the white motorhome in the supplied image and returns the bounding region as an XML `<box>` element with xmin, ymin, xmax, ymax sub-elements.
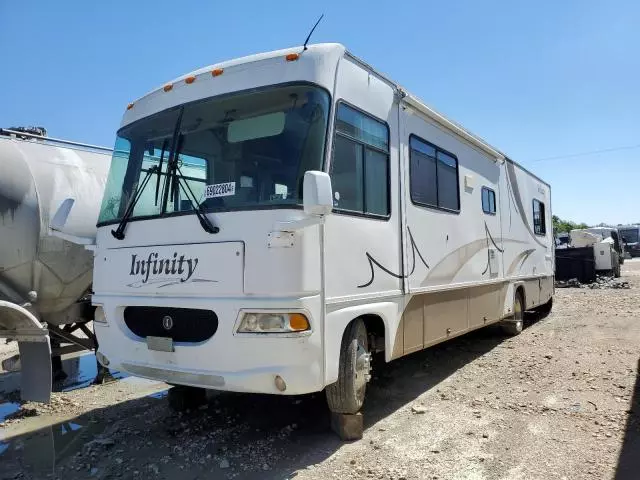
<box><xmin>64</xmin><ymin>44</ymin><xmax>553</xmax><ymax>414</ymax></box>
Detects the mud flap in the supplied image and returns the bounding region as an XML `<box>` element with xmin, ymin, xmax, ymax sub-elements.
<box><xmin>18</xmin><ymin>339</ymin><xmax>53</xmax><ymax>403</ymax></box>
<box><xmin>0</xmin><ymin>300</ymin><xmax>52</xmax><ymax>403</ymax></box>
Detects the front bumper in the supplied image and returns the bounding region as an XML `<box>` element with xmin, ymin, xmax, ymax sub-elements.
<box><xmin>93</xmin><ymin>295</ymin><xmax>324</xmax><ymax>395</ymax></box>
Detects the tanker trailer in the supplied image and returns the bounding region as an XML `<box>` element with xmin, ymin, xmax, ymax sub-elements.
<box><xmin>0</xmin><ymin>128</ymin><xmax>111</xmax><ymax>402</ymax></box>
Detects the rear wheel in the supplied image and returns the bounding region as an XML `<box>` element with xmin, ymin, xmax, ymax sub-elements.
<box><xmin>502</xmin><ymin>291</ymin><xmax>524</xmax><ymax>336</ymax></box>
<box><xmin>326</xmin><ymin>319</ymin><xmax>371</xmax><ymax>414</ymax></box>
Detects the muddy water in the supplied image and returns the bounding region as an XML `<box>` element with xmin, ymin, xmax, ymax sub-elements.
<box><xmin>0</xmin><ymin>379</ymin><xmax>168</xmax><ymax>479</ymax></box>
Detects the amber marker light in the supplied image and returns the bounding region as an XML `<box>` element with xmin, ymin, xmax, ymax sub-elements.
<box><xmin>289</xmin><ymin>313</ymin><xmax>310</xmax><ymax>331</ymax></box>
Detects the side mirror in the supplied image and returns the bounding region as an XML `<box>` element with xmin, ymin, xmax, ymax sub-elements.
<box><xmin>303</xmin><ymin>171</ymin><xmax>333</xmax><ymax>217</ymax></box>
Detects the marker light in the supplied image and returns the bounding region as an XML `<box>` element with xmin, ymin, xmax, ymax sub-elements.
<box><xmin>163</xmin><ymin>84</ymin><xmax>173</xmax><ymax>92</ymax></box>
<box><xmin>126</xmin><ymin>103</ymin><xmax>134</xmax><ymax>110</ymax></box>
<box><xmin>285</xmin><ymin>53</ymin><xmax>300</xmax><ymax>62</ymax></box>
<box><xmin>211</xmin><ymin>68</ymin><xmax>224</xmax><ymax>77</ymax></box>
<box><xmin>185</xmin><ymin>76</ymin><xmax>196</xmax><ymax>84</ymax></box>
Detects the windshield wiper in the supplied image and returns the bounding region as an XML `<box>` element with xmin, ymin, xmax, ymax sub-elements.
<box><xmin>111</xmin><ymin>165</ymin><xmax>159</xmax><ymax>240</ymax></box>
<box><xmin>154</xmin><ymin>139</ymin><xmax>168</xmax><ymax>205</ymax></box>
<box><xmin>167</xmin><ymin>135</ymin><xmax>219</xmax><ymax>234</ymax></box>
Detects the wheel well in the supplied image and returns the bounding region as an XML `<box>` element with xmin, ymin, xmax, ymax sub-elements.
<box><xmin>360</xmin><ymin>314</ymin><xmax>385</xmax><ymax>353</ymax></box>
<box><xmin>515</xmin><ymin>285</ymin><xmax>526</xmax><ymax>307</ymax></box>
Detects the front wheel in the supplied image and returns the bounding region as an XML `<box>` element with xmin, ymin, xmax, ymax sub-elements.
<box><xmin>326</xmin><ymin>319</ymin><xmax>371</xmax><ymax>414</ymax></box>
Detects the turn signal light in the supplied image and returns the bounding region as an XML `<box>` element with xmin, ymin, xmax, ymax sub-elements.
<box><xmin>289</xmin><ymin>313</ymin><xmax>310</xmax><ymax>331</ymax></box>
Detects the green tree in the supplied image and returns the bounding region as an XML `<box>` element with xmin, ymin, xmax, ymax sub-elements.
<box><xmin>552</xmin><ymin>215</ymin><xmax>588</xmax><ymax>234</ymax></box>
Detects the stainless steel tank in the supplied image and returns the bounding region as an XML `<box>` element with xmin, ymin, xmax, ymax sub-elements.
<box><xmin>0</xmin><ymin>133</ymin><xmax>111</xmax><ymax>321</ymax></box>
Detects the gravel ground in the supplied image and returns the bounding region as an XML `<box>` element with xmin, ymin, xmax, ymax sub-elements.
<box><xmin>1</xmin><ymin>261</ymin><xmax>639</xmax><ymax>480</ymax></box>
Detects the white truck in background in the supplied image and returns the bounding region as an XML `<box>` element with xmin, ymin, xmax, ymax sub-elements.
<box><xmin>0</xmin><ymin>128</ymin><xmax>111</xmax><ymax>402</ymax></box>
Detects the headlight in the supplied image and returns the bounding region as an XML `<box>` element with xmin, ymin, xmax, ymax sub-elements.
<box><xmin>94</xmin><ymin>306</ymin><xmax>107</xmax><ymax>324</ymax></box>
<box><xmin>237</xmin><ymin>312</ymin><xmax>310</xmax><ymax>333</ymax></box>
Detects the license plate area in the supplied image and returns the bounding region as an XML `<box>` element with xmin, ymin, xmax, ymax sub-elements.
<box><xmin>146</xmin><ymin>336</ymin><xmax>174</xmax><ymax>352</ymax></box>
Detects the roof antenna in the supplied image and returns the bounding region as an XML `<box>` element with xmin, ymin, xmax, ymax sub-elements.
<box><xmin>303</xmin><ymin>14</ymin><xmax>324</xmax><ymax>51</ymax></box>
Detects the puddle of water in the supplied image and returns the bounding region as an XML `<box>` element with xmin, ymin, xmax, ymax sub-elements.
<box><xmin>57</xmin><ymin>353</ymin><xmax>128</xmax><ymax>392</ymax></box>
<box><xmin>0</xmin><ymin>402</ymin><xmax>20</xmax><ymax>422</ymax></box>
<box><xmin>148</xmin><ymin>389</ymin><xmax>168</xmax><ymax>399</ymax></box>
<box><xmin>60</xmin><ymin>422</ymin><xmax>83</xmax><ymax>435</ymax></box>
<box><xmin>0</xmin><ymin>417</ymin><xmax>98</xmax><ymax>476</ymax></box>
<box><xmin>0</xmin><ymin>353</ymin><xmax>128</xmax><ymax>397</ymax></box>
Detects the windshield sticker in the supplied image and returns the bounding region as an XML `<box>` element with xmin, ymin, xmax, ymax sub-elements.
<box><xmin>205</xmin><ymin>182</ymin><xmax>236</xmax><ymax>198</ymax></box>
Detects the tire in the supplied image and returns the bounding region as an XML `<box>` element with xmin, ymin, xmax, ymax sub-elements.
<box><xmin>326</xmin><ymin>319</ymin><xmax>371</xmax><ymax>414</ymax></box>
<box><xmin>502</xmin><ymin>291</ymin><xmax>524</xmax><ymax>336</ymax></box>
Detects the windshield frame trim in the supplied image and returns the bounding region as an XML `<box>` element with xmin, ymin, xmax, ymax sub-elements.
<box><xmin>98</xmin><ymin>81</ymin><xmax>332</xmax><ymax>228</ymax></box>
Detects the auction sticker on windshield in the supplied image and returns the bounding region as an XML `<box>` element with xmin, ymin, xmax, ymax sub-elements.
<box><xmin>205</xmin><ymin>182</ymin><xmax>236</xmax><ymax>198</ymax></box>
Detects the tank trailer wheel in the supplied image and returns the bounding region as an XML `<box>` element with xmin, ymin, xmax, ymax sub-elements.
<box><xmin>326</xmin><ymin>319</ymin><xmax>372</xmax><ymax>414</ymax></box>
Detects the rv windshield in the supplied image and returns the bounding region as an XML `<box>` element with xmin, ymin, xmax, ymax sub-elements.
<box><xmin>98</xmin><ymin>84</ymin><xmax>330</xmax><ymax>225</ymax></box>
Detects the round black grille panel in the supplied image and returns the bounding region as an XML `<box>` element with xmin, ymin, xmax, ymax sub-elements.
<box><xmin>123</xmin><ymin>306</ymin><xmax>218</xmax><ymax>343</ymax></box>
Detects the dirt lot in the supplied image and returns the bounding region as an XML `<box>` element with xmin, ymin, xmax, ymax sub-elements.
<box><xmin>1</xmin><ymin>261</ymin><xmax>639</xmax><ymax>480</ymax></box>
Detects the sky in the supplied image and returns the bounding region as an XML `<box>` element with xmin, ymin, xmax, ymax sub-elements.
<box><xmin>1</xmin><ymin>0</ymin><xmax>638</xmax><ymax>225</ymax></box>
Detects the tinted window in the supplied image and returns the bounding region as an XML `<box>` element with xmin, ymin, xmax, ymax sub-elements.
<box><xmin>533</xmin><ymin>199</ymin><xmax>546</xmax><ymax>235</ymax></box>
<box><xmin>482</xmin><ymin>187</ymin><xmax>496</xmax><ymax>214</ymax></box>
<box><xmin>330</xmin><ymin>103</ymin><xmax>390</xmax><ymax>217</ymax></box>
<box><xmin>409</xmin><ymin>136</ymin><xmax>459</xmax><ymax>211</ymax></box>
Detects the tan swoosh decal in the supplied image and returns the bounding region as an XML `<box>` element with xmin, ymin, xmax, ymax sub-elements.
<box><xmin>506</xmin><ymin>248</ymin><xmax>536</xmax><ymax>276</ymax></box>
<box><xmin>420</xmin><ymin>238</ymin><xmax>530</xmax><ymax>287</ymax></box>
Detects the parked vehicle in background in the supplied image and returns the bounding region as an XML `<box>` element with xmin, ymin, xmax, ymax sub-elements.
<box><xmin>555</xmin><ymin>232</ymin><xmax>570</xmax><ymax>249</ymax></box>
<box><xmin>580</xmin><ymin>227</ymin><xmax>625</xmax><ymax>265</ymax></box>
<box><xmin>619</xmin><ymin>225</ymin><xmax>640</xmax><ymax>258</ymax></box>
<box><xmin>569</xmin><ymin>228</ymin><xmax>622</xmax><ymax>277</ymax></box>
<box><xmin>54</xmin><ymin>43</ymin><xmax>554</xmax><ymax>417</ymax></box>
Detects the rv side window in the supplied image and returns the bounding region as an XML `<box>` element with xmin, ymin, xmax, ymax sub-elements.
<box><xmin>409</xmin><ymin>136</ymin><xmax>460</xmax><ymax>212</ymax></box>
<box><xmin>533</xmin><ymin>199</ymin><xmax>546</xmax><ymax>235</ymax></box>
<box><xmin>481</xmin><ymin>187</ymin><xmax>496</xmax><ymax>214</ymax></box>
<box><xmin>330</xmin><ymin>103</ymin><xmax>390</xmax><ymax>217</ymax></box>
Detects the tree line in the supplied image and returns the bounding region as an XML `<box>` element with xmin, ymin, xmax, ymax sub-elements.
<box><xmin>552</xmin><ymin>215</ymin><xmax>588</xmax><ymax>234</ymax></box>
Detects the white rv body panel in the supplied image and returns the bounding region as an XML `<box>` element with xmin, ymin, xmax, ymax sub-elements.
<box><xmin>91</xmin><ymin>44</ymin><xmax>553</xmax><ymax>396</ymax></box>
